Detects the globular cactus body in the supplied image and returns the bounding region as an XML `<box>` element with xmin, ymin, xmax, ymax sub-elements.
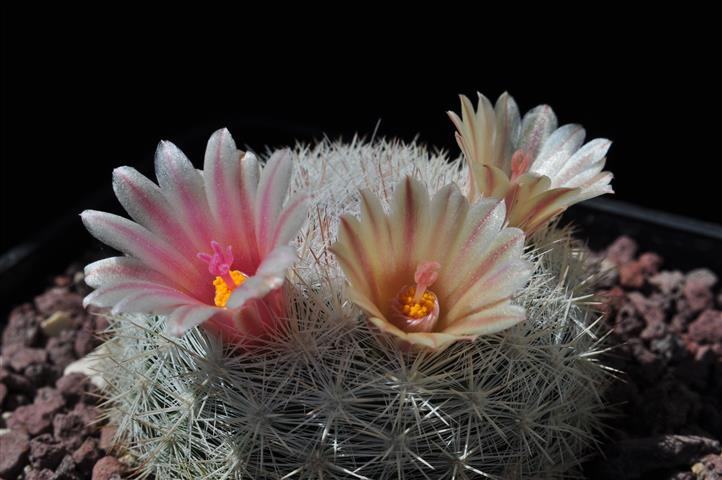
<box><xmin>100</xmin><ymin>139</ymin><xmax>608</xmax><ymax>479</ymax></box>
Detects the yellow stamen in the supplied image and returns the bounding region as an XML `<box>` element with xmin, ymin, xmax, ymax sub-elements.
<box><xmin>397</xmin><ymin>286</ymin><xmax>437</xmax><ymax>320</ymax></box>
<box><xmin>213</xmin><ymin>270</ymin><xmax>247</xmax><ymax>307</ymax></box>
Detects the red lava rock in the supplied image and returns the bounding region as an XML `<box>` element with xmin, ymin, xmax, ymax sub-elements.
<box><xmin>614</xmin><ymin>302</ymin><xmax>644</xmax><ymax>336</ymax></box>
<box><xmin>0</xmin><ymin>366</ymin><xmax>35</xmax><ymax>393</ymax></box>
<box><xmin>688</xmin><ymin>309</ymin><xmax>722</xmax><ymax>344</ymax></box>
<box><xmin>98</xmin><ymin>425</ymin><xmax>117</xmax><ymax>452</ymax></box>
<box><xmin>54</xmin><ymin>454</ymin><xmax>81</xmax><ymax>480</ymax></box>
<box><xmin>683</xmin><ymin>269</ymin><xmax>718</xmax><ymax>313</ymax></box>
<box><xmin>53</xmin><ymin>411</ymin><xmax>90</xmax><ymax>451</ymax></box>
<box><xmin>56</xmin><ymin>373</ymin><xmax>93</xmax><ymax>405</ymax></box>
<box><xmin>34</xmin><ymin>287</ymin><xmax>84</xmax><ymax>316</ymax></box>
<box><xmin>72</xmin><ymin>402</ymin><xmax>99</xmax><ymax>427</ymax></box>
<box><xmin>29</xmin><ymin>433</ymin><xmax>67</xmax><ymax>470</ymax></box>
<box><xmin>2</xmin><ymin>303</ymin><xmax>41</xmax><ymax>348</ymax></box>
<box><xmin>74</xmin><ymin>330</ymin><xmax>97</xmax><ymax>358</ymax></box>
<box><xmin>25</xmin><ymin>468</ymin><xmax>55</xmax><ymax>480</ymax></box>
<box><xmin>54</xmin><ymin>275</ymin><xmax>72</xmax><ymax>287</ymax></box>
<box><xmin>73</xmin><ymin>437</ymin><xmax>101</xmax><ymax>472</ymax></box>
<box><xmin>638</xmin><ymin>252</ymin><xmax>663</xmax><ymax>275</ymax></box>
<box><xmin>7</xmin><ymin>388</ymin><xmax>66</xmax><ymax>436</ymax></box>
<box><xmin>8</xmin><ymin>347</ymin><xmax>48</xmax><ymax>372</ymax></box>
<box><xmin>46</xmin><ymin>330</ymin><xmax>78</xmax><ymax>369</ymax></box>
<box><xmin>619</xmin><ymin>260</ymin><xmax>646</xmax><ymax>289</ymax></box>
<box><xmin>650</xmin><ymin>270</ymin><xmax>686</xmax><ymax>297</ymax></box>
<box><xmin>0</xmin><ymin>430</ymin><xmax>30</xmax><ymax>478</ymax></box>
<box><xmin>92</xmin><ymin>456</ymin><xmax>124</xmax><ymax>480</ymax></box>
<box><xmin>605</xmin><ymin>235</ymin><xmax>638</xmax><ymax>266</ymax></box>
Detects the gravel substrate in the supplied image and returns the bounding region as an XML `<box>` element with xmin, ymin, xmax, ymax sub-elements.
<box><xmin>1</xmin><ymin>237</ymin><xmax>721</xmax><ymax>479</ymax></box>
<box><xmin>586</xmin><ymin>236</ymin><xmax>722</xmax><ymax>479</ymax></box>
<box><xmin>0</xmin><ymin>265</ymin><xmax>124</xmax><ymax>480</ymax></box>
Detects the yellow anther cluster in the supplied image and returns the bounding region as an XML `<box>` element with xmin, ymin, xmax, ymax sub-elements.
<box><xmin>213</xmin><ymin>270</ymin><xmax>247</xmax><ymax>308</ymax></box>
<box><xmin>398</xmin><ymin>286</ymin><xmax>437</xmax><ymax>319</ymax></box>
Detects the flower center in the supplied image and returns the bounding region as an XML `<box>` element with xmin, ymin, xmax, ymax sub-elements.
<box><xmin>391</xmin><ymin>261</ymin><xmax>441</xmax><ymax>333</ymax></box>
<box><xmin>197</xmin><ymin>241</ymin><xmax>248</xmax><ymax>308</ymax></box>
<box><xmin>397</xmin><ymin>286</ymin><xmax>438</xmax><ymax>319</ymax></box>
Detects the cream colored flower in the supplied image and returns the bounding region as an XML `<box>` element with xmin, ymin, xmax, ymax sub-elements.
<box><xmin>331</xmin><ymin>177</ymin><xmax>532</xmax><ymax>350</ymax></box>
<box><xmin>448</xmin><ymin>92</ymin><xmax>613</xmax><ymax>234</ymax></box>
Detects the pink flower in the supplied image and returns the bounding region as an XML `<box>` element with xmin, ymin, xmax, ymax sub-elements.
<box><xmin>81</xmin><ymin>129</ymin><xmax>308</xmax><ymax>342</ymax></box>
<box><xmin>448</xmin><ymin>92</ymin><xmax>613</xmax><ymax>234</ymax></box>
<box><xmin>331</xmin><ymin>177</ymin><xmax>532</xmax><ymax>351</ymax></box>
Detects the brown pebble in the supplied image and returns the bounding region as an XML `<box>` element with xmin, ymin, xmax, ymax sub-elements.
<box><xmin>92</xmin><ymin>456</ymin><xmax>124</xmax><ymax>480</ymax></box>
<box><xmin>2</xmin><ymin>303</ymin><xmax>41</xmax><ymax>348</ymax></box>
<box><xmin>0</xmin><ymin>430</ymin><xmax>30</xmax><ymax>478</ymax></box>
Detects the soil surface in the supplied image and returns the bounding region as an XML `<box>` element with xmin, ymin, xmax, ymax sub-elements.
<box><xmin>0</xmin><ymin>263</ymin><xmax>124</xmax><ymax>480</ymax></box>
<box><xmin>585</xmin><ymin>236</ymin><xmax>722</xmax><ymax>479</ymax></box>
<box><xmin>1</xmin><ymin>238</ymin><xmax>721</xmax><ymax>479</ymax></box>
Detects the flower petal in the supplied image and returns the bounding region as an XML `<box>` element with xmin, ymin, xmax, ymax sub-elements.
<box><xmin>112</xmin><ymin>166</ymin><xmax>200</xmax><ymax>259</ymax></box>
<box><xmin>84</xmin><ymin>256</ymin><xmax>170</xmax><ymax>289</ymax></box>
<box><xmin>166</xmin><ymin>304</ymin><xmax>219</xmax><ymax>337</ymax></box>
<box><xmin>519</xmin><ymin>104</ymin><xmax>558</xmax><ymax>160</ymax></box>
<box><xmin>154</xmin><ymin>140</ymin><xmax>215</xmax><ymax>253</ymax></box>
<box><xmin>269</xmin><ymin>193</ymin><xmax>309</xmax><ymax>250</ymax></box>
<box><xmin>493</xmin><ymin>92</ymin><xmax>521</xmax><ymax>174</ymax></box>
<box><xmin>255</xmin><ymin>149</ymin><xmax>294</xmax><ymax>257</ymax></box>
<box><xmin>225</xmin><ymin>245</ymin><xmax>296</xmax><ymax>309</ymax></box>
<box><xmin>554</xmin><ymin>138</ymin><xmax>612</xmax><ymax>188</ymax></box>
<box><xmin>81</xmin><ymin>210</ymin><xmax>206</xmax><ymax>298</ymax></box>
<box><xmin>530</xmin><ymin>124</ymin><xmax>586</xmax><ymax>179</ymax></box>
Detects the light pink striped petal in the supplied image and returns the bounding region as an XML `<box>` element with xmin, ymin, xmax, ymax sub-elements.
<box><xmin>439</xmin><ymin>199</ymin><xmax>507</xmax><ymax>293</ymax></box>
<box><xmin>568</xmin><ymin>171</ymin><xmax>614</xmax><ymax>203</ymax></box>
<box><xmin>443</xmin><ymin>303</ymin><xmax>526</xmax><ymax>336</ymax></box>
<box><xmin>472</xmin><ymin>164</ymin><xmax>511</xmax><ymax>200</ymax></box>
<box><xmin>530</xmin><ymin>124</ymin><xmax>586</xmax><ymax>177</ymax></box>
<box><xmin>81</xmin><ymin>210</ymin><xmax>206</xmax><ymax>298</ymax></box>
<box><xmin>368</xmin><ymin>317</ymin><xmax>469</xmax><ymax>351</ymax></box>
<box><xmin>443</xmin><ymin>227</ymin><xmax>528</xmax><ymax>315</ymax></box>
<box><xmin>255</xmin><ymin>149</ymin><xmax>294</xmax><ymax>257</ymax></box>
<box><xmin>84</xmin><ymin>280</ymin><xmax>201</xmax><ymax>313</ymax></box>
<box><xmin>519</xmin><ymin>104</ymin><xmax>558</xmax><ymax>160</ymax></box>
<box><xmin>493</xmin><ymin>92</ymin><xmax>521</xmax><ymax>174</ymax></box>
<box><xmin>225</xmin><ymin>245</ymin><xmax>296</xmax><ymax>309</ymax></box>
<box><xmin>154</xmin><ymin>140</ymin><xmax>215</xmax><ymax>253</ymax></box>
<box><xmin>389</xmin><ymin>177</ymin><xmax>430</xmax><ymax>275</ymax></box>
<box><xmin>554</xmin><ymin>138</ymin><xmax>612</xmax><ymax>188</ymax></box>
<box><xmin>166</xmin><ymin>304</ymin><xmax>219</xmax><ymax>337</ymax></box>
<box><xmin>112</xmin><ymin>166</ymin><xmax>204</xmax><ymax>260</ymax></box>
<box><xmin>421</xmin><ymin>184</ymin><xmax>468</xmax><ymax>267</ymax></box>
<box><xmin>269</xmin><ymin>193</ymin><xmax>309</xmax><ymax>250</ymax></box>
<box><xmin>509</xmin><ymin>187</ymin><xmax>579</xmax><ymax>234</ymax></box>
<box><xmin>84</xmin><ymin>257</ymin><xmax>171</xmax><ymax>289</ymax></box>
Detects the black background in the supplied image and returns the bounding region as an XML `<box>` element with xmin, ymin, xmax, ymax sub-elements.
<box><xmin>1</xmin><ymin>10</ymin><xmax>718</xmax><ymax>254</ymax></box>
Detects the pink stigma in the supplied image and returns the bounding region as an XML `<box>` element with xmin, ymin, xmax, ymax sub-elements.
<box><xmin>197</xmin><ymin>241</ymin><xmax>236</xmax><ymax>289</ymax></box>
<box><xmin>413</xmin><ymin>261</ymin><xmax>441</xmax><ymax>303</ymax></box>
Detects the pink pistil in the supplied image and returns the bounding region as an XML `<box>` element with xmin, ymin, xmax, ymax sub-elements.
<box><xmin>413</xmin><ymin>261</ymin><xmax>441</xmax><ymax>303</ymax></box>
<box><xmin>197</xmin><ymin>241</ymin><xmax>236</xmax><ymax>289</ymax></box>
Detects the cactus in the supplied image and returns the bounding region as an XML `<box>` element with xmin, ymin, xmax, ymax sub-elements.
<box><xmin>99</xmin><ymin>139</ymin><xmax>609</xmax><ymax>479</ymax></box>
